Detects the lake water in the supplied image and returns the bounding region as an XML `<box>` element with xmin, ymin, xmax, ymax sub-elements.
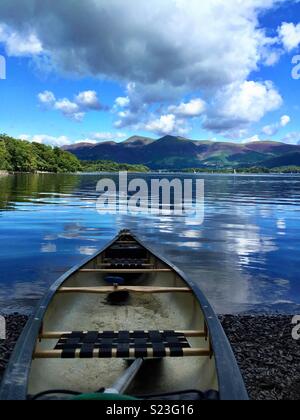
<box><xmin>0</xmin><ymin>173</ymin><xmax>300</xmax><ymax>315</ymax></box>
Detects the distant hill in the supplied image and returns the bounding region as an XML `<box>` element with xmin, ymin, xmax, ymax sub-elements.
<box><xmin>122</xmin><ymin>136</ymin><xmax>155</xmax><ymax>146</ymax></box>
<box><xmin>262</xmin><ymin>152</ymin><xmax>300</xmax><ymax>168</ymax></box>
<box><xmin>63</xmin><ymin>135</ymin><xmax>300</xmax><ymax>170</ymax></box>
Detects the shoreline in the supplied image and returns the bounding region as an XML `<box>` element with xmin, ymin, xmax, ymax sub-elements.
<box><xmin>2</xmin><ymin>171</ymin><xmax>300</xmax><ymax>176</ymax></box>
<box><xmin>0</xmin><ymin>314</ymin><xmax>299</xmax><ymax>400</ymax></box>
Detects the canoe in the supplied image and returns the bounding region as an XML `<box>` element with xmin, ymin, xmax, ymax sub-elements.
<box><xmin>0</xmin><ymin>230</ymin><xmax>248</xmax><ymax>400</ymax></box>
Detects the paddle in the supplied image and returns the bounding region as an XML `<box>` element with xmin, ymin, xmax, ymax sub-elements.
<box><xmin>104</xmin><ymin>358</ymin><xmax>144</xmax><ymax>395</ymax></box>
<box><xmin>30</xmin><ymin>360</ymin><xmax>144</xmax><ymax>400</ymax></box>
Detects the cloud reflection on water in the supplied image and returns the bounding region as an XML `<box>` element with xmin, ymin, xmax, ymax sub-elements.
<box><xmin>0</xmin><ymin>173</ymin><xmax>300</xmax><ymax>314</ymax></box>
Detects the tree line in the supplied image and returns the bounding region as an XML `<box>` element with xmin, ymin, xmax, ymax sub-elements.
<box><xmin>81</xmin><ymin>160</ymin><xmax>149</xmax><ymax>173</ymax></box>
<box><xmin>0</xmin><ymin>135</ymin><xmax>82</xmax><ymax>173</ymax></box>
<box><xmin>0</xmin><ymin>135</ymin><xmax>150</xmax><ymax>174</ymax></box>
<box><xmin>182</xmin><ymin>166</ymin><xmax>300</xmax><ymax>174</ymax></box>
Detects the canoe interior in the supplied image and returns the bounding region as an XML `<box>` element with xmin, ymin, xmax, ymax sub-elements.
<box><xmin>28</xmin><ymin>233</ymin><xmax>218</xmax><ymax>397</ymax></box>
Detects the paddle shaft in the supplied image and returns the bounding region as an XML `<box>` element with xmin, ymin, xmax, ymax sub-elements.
<box><xmin>104</xmin><ymin>358</ymin><xmax>144</xmax><ymax>395</ymax></box>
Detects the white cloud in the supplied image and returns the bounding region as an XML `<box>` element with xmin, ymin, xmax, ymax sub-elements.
<box><xmin>0</xmin><ymin>1</ymin><xmax>288</xmax><ymax>138</ymax></box>
<box><xmin>260</xmin><ymin>35</ymin><xmax>283</xmax><ymax>66</ymax></box>
<box><xmin>54</xmin><ymin>98</ymin><xmax>84</xmax><ymax>121</ymax></box>
<box><xmin>115</xmin><ymin>97</ymin><xmax>130</xmax><ymax>108</ymax></box>
<box><xmin>19</xmin><ymin>132</ymin><xmax>128</xmax><ymax>147</ymax></box>
<box><xmin>241</xmin><ymin>134</ymin><xmax>262</xmax><ymax>143</ymax></box>
<box><xmin>74</xmin><ymin>139</ymin><xmax>98</xmax><ymax>145</ymax></box>
<box><xmin>38</xmin><ymin>90</ymin><xmax>103</xmax><ymax>121</ymax></box>
<box><xmin>280</xmin><ymin>115</ymin><xmax>291</xmax><ymax>127</ymax></box>
<box><xmin>204</xmin><ymin>81</ymin><xmax>283</xmax><ymax>137</ymax></box>
<box><xmin>133</xmin><ymin>98</ymin><xmax>205</xmax><ymax>136</ymax></box>
<box><xmin>54</xmin><ymin>98</ymin><xmax>80</xmax><ymax>114</ymax></box>
<box><xmin>19</xmin><ymin>134</ymin><xmax>71</xmax><ymax>147</ymax></box>
<box><xmin>91</xmin><ymin>132</ymin><xmax>127</xmax><ymax>142</ymax></box>
<box><xmin>114</xmin><ymin>109</ymin><xmax>143</xmax><ymax>129</ymax></box>
<box><xmin>0</xmin><ymin>23</ymin><xmax>42</xmax><ymax>56</ymax></box>
<box><xmin>19</xmin><ymin>134</ymin><xmax>30</xmax><ymax>141</ymax></box>
<box><xmin>0</xmin><ymin>1</ymin><xmax>283</xmax><ymax>93</ymax></box>
<box><xmin>281</xmin><ymin>131</ymin><xmax>300</xmax><ymax>145</ymax></box>
<box><xmin>219</xmin><ymin>81</ymin><xmax>282</xmax><ymax>122</ymax></box>
<box><xmin>144</xmin><ymin>114</ymin><xmax>188</xmax><ymax>136</ymax></box>
<box><xmin>262</xmin><ymin>125</ymin><xmax>277</xmax><ymax>136</ymax></box>
<box><xmin>262</xmin><ymin>114</ymin><xmax>291</xmax><ymax>136</ymax></box>
<box><xmin>117</xmin><ymin>80</ymin><xmax>283</xmax><ymax>137</ymax></box>
<box><xmin>278</xmin><ymin>22</ymin><xmax>300</xmax><ymax>52</ymax></box>
<box><xmin>78</xmin><ymin>246</ymin><xmax>98</xmax><ymax>256</ymax></box>
<box><xmin>168</xmin><ymin>98</ymin><xmax>206</xmax><ymax>117</ymax></box>
<box><xmin>38</xmin><ymin>90</ymin><xmax>56</xmax><ymax>106</ymax></box>
<box><xmin>75</xmin><ymin>90</ymin><xmax>102</xmax><ymax>110</ymax></box>
<box><xmin>262</xmin><ymin>50</ymin><xmax>282</xmax><ymax>66</ymax></box>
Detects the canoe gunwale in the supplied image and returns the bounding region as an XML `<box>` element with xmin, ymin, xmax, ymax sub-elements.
<box><xmin>0</xmin><ymin>230</ymin><xmax>248</xmax><ymax>401</ymax></box>
<box><xmin>0</xmin><ymin>234</ymin><xmax>119</xmax><ymax>401</ymax></box>
<box><xmin>132</xmin><ymin>234</ymin><xmax>249</xmax><ymax>401</ymax></box>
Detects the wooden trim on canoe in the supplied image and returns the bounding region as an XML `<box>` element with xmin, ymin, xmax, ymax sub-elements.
<box><xmin>40</xmin><ymin>330</ymin><xmax>207</xmax><ymax>339</ymax></box>
<box><xmin>103</xmin><ymin>258</ymin><xmax>149</xmax><ymax>262</ymax></box>
<box><xmin>79</xmin><ymin>269</ymin><xmax>171</xmax><ymax>273</ymax></box>
<box><xmin>115</xmin><ymin>241</ymin><xmax>138</xmax><ymax>244</ymax></box>
<box><xmin>33</xmin><ymin>348</ymin><xmax>211</xmax><ymax>359</ymax></box>
<box><xmin>57</xmin><ymin>286</ymin><xmax>192</xmax><ymax>294</ymax></box>
<box><xmin>97</xmin><ymin>264</ymin><xmax>154</xmax><ymax>268</ymax></box>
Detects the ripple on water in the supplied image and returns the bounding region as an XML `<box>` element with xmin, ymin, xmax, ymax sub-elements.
<box><xmin>0</xmin><ymin>173</ymin><xmax>299</xmax><ymax>314</ymax></box>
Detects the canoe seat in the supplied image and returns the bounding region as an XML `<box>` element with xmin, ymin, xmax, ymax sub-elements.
<box><xmin>37</xmin><ymin>331</ymin><xmax>197</xmax><ymax>359</ymax></box>
<box><xmin>105</xmin><ymin>245</ymin><xmax>147</xmax><ymax>260</ymax></box>
<box><xmin>102</xmin><ymin>259</ymin><xmax>150</xmax><ymax>269</ymax></box>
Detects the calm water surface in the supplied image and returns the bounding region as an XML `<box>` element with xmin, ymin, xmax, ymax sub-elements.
<box><xmin>0</xmin><ymin>173</ymin><xmax>300</xmax><ymax>314</ymax></box>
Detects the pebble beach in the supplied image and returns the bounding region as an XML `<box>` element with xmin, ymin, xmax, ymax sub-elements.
<box><xmin>0</xmin><ymin>314</ymin><xmax>299</xmax><ymax>400</ymax></box>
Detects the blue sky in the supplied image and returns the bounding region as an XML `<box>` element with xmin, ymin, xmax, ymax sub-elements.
<box><xmin>0</xmin><ymin>0</ymin><xmax>300</xmax><ymax>146</ymax></box>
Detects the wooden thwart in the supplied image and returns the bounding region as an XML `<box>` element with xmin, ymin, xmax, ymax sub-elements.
<box><xmin>33</xmin><ymin>348</ymin><xmax>211</xmax><ymax>359</ymax></box>
<box><xmin>40</xmin><ymin>330</ymin><xmax>207</xmax><ymax>340</ymax></box>
<box><xmin>104</xmin><ymin>258</ymin><xmax>148</xmax><ymax>262</ymax></box>
<box><xmin>79</xmin><ymin>269</ymin><xmax>171</xmax><ymax>273</ymax></box>
<box><xmin>115</xmin><ymin>241</ymin><xmax>138</xmax><ymax>244</ymax></box>
<box><xmin>58</xmin><ymin>286</ymin><xmax>192</xmax><ymax>295</ymax></box>
<box><xmin>97</xmin><ymin>264</ymin><xmax>153</xmax><ymax>268</ymax></box>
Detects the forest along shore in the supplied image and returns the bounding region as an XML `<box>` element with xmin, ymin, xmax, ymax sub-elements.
<box><xmin>0</xmin><ymin>314</ymin><xmax>299</xmax><ymax>400</ymax></box>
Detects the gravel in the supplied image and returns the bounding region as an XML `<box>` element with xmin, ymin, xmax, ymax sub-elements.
<box><xmin>0</xmin><ymin>314</ymin><xmax>28</xmax><ymax>382</ymax></box>
<box><xmin>0</xmin><ymin>313</ymin><xmax>299</xmax><ymax>400</ymax></box>
<box><xmin>220</xmin><ymin>315</ymin><xmax>300</xmax><ymax>400</ymax></box>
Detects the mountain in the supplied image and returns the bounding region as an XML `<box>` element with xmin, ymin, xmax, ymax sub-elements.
<box><xmin>262</xmin><ymin>152</ymin><xmax>300</xmax><ymax>168</ymax></box>
<box><xmin>122</xmin><ymin>136</ymin><xmax>155</xmax><ymax>146</ymax></box>
<box><xmin>63</xmin><ymin>135</ymin><xmax>300</xmax><ymax>169</ymax></box>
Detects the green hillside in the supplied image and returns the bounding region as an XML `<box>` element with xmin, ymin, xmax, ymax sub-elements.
<box><xmin>0</xmin><ymin>135</ymin><xmax>82</xmax><ymax>173</ymax></box>
<box><xmin>64</xmin><ymin>135</ymin><xmax>300</xmax><ymax>170</ymax></box>
<box><xmin>2</xmin><ymin>134</ymin><xmax>300</xmax><ymax>174</ymax></box>
<box><xmin>262</xmin><ymin>152</ymin><xmax>300</xmax><ymax>168</ymax></box>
